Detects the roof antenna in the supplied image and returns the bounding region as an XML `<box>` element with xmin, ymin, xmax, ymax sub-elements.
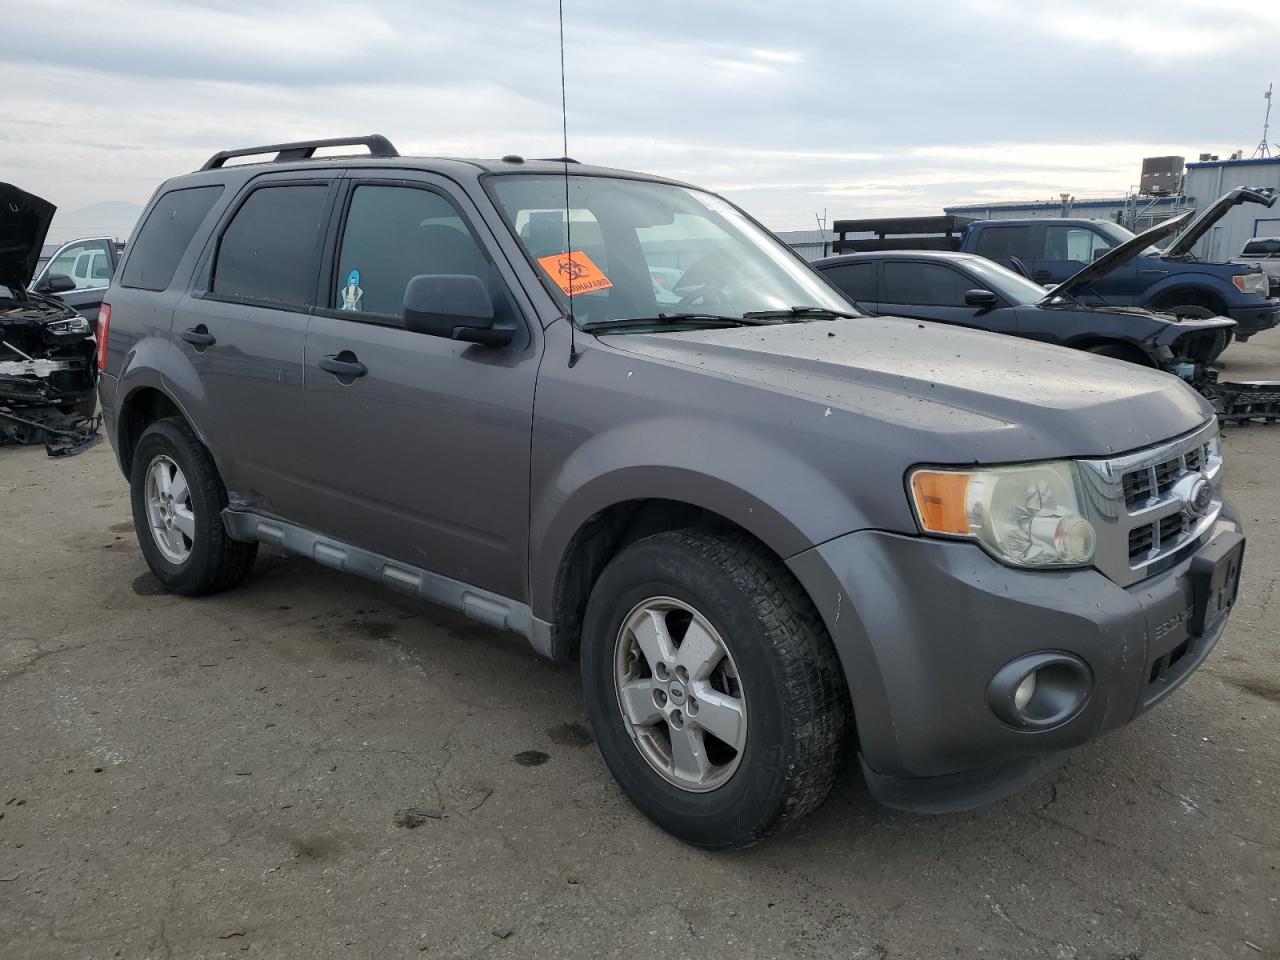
<box><xmin>559</xmin><ymin>0</ymin><xmax>580</xmax><ymax>368</ymax></box>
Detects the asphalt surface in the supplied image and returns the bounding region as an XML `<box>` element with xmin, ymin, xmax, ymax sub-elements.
<box><xmin>2</xmin><ymin>331</ymin><xmax>1278</xmax><ymax>960</ymax></box>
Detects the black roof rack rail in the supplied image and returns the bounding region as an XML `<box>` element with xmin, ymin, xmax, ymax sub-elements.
<box><xmin>532</xmin><ymin>156</ymin><xmax>580</xmax><ymax>164</ymax></box>
<box><xmin>199</xmin><ymin>134</ymin><xmax>399</xmax><ymax>171</ymax></box>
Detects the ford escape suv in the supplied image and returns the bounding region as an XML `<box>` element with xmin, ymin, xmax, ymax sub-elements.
<box><xmin>98</xmin><ymin>136</ymin><xmax>1245</xmax><ymax>848</ymax></box>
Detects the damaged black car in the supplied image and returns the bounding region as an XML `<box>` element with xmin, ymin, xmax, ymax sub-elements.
<box><xmin>1</xmin><ymin>182</ymin><xmax>101</xmax><ymax>454</ymax></box>
<box><xmin>813</xmin><ymin>211</ymin><xmax>1237</xmax><ymax>381</ymax></box>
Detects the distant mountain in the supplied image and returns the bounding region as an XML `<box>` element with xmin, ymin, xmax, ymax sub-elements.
<box><xmin>47</xmin><ymin>201</ymin><xmax>143</xmax><ymax>244</ymax></box>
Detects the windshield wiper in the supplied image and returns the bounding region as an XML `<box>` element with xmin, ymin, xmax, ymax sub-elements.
<box><xmin>579</xmin><ymin>313</ymin><xmax>748</xmax><ymax>333</ymax></box>
<box><xmin>741</xmin><ymin>305</ymin><xmax>857</xmax><ymax>321</ymax></box>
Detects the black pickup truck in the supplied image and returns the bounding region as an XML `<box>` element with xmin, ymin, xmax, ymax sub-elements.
<box><xmin>833</xmin><ymin>187</ymin><xmax>1280</xmax><ymax>341</ymax></box>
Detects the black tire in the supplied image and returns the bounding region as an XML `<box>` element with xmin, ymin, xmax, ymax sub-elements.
<box><xmin>129</xmin><ymin>417</ymin><xmax>257</xmax><ymax>596</ymax></box>
<box><xmin>580</xmin><ymin>529</ymin><xmax>849</xmax><ymax>849</ymax></box>
<box><xmin>1085</xmin><ymin>343</ymin><xmax>1149</xmax><ymax>365</ymax></box>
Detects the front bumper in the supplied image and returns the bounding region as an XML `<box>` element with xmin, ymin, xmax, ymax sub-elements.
<box><xmin>788</xmin><ymin>513</ymin><xmax>1243</xmax><ymax>810</ymax></box>
<box><xmin>1226</xmin><ymin>299</ymin><xmax>1280</xmax><ymax>338</ymax></box>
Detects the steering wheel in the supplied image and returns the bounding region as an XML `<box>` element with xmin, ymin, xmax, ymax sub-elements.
<box><xmin>677</xmin><ymin>284</ymin><xmax>730</xmax><ymax>308</ymax></box>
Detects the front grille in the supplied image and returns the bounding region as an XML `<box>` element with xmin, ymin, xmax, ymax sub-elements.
<box><xmin>1122</xmin><ymin>470</ymin><xmax>1152</xmax><ymax>507</ymax></box>
<box><xmin>1078</xmin><ymin>421</ymin><xmax>1222</xmax><ymax>587</ymax></box>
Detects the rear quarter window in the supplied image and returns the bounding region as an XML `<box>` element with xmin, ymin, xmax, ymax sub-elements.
<box><xmin>973</xmin><ymin>225</ymin><xmax>1031</xmax><ymax>261</ymax></box>
<box><xmin>121</xmin><ymin>185</ymin><xmax>224</xmax><ymax>291</ymax></box>
<box><xmin>821</xmin><ymin>261</ymin><xmax>876</xmax><ymax>303</ymax></box>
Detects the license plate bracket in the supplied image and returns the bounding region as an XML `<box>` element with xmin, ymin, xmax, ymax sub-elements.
<box><xmin>1190</xmin><ymin>531</ymin><xmax>1245</xmax><ymax>637</ymax></box>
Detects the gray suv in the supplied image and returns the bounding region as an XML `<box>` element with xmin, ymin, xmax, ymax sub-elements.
<box><xmin>98</xmin><ymin>136</ymin><xmax>1245</xmax><ymax>848</ymax></box>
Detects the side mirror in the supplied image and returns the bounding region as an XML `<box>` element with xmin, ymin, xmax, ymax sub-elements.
<box><xmin>402</xmin><ymin>274</ymin><xmax>511</xmax><ymax>346</ymax></box>
<box><xmin>964</xmin><ymin>288</ymin><xmax>999</xmax><ymax>308</ymax></box>
<box><xmin>37</xmin><ymin>273</ymin><xmax>76</xmax><ymax>294</ymax></box>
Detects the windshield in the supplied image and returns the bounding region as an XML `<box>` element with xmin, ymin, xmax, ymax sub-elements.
<box><xmin>488</xmin><ymin>174</ymin><xmax>854</xmax><ymax>329</ymax></box>
<box><xmin>960</xmin><ymin>257</ymin><xmax>1051</xmax><ymax>306</ymax></box>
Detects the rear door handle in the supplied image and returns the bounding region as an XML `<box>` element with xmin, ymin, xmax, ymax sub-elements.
<box><xmin>318</xmin><ymin>353</ymin><xmax>368</xmax><ymax>379</ymax></box>
<box><xmin>181</xmin><ymin>326</ymin><xmax>216</xmax><ymax>348</ymax></box>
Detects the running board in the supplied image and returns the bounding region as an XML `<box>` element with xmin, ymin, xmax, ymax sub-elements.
<box><xmin>221</xmin><ymin>509</ymin><xmax>554</xmax><ymax>657</ymax></box>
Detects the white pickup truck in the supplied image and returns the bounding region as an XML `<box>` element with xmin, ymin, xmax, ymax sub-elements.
<box><xmin>1234</xmin><ymin>237</ymin><xmax>1280</xmax><ymax>297</ymax></box>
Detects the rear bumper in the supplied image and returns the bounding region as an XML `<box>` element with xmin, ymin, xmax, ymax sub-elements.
<box><xmin>788</xmin><ymin>512</ymin><xmax>1242</xmax><ymax>811</ymax></box>
<box><xmin>1226</xmin><ymin>300</ymin><xmax>1280</xmax><ymax>337</ymax></box>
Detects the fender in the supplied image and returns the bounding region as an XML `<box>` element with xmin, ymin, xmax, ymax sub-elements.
<box><xmin>116</xmin><ymin>334</ymin><xmax>211</xmax><ymax>446</ymax></box>
<box><xmin>528</xmin><ymin>413</ymin><xmax>874</xmax><ymax>621</ymax></box>
<box><xmin>1138</xmin><ymin>270</ymin><xmax>1237</xmax><ymax>311</ymax></box>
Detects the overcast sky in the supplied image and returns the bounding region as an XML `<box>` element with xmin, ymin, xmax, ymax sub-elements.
<box><xmin>2</xmin><ymin>0</ymin><xmax>1277</xmax><ymax>234</ymax></box>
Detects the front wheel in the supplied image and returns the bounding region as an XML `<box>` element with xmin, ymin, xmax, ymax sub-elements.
<box><xmin>580</xmin><ymin>529</ymin><xmax>849</xmax><ymax>848</ymax></box>
<box><xmin>129</xmin><ymin>418</ymin><xmax>257</xmax><ymax>596</ymax></box>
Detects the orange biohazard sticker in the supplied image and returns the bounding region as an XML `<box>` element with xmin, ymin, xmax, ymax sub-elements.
<box><xmin>536</xmin><ymin>250</ymin><xmax>614</xmax><ymax>297</ymax></box>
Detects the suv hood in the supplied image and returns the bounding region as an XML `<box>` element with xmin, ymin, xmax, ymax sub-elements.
<box><xmin>605</xmin><ymin>317</ymin><xmax>1210</xmax><ymax>460</ymax></box>
<box><xmin>0</xmin><ymin>182</ymin><xmax>56</xmax><ymax>291</ymax></box>
<box><xmin>1044</xmin><ymin>186</ymin><xmax>1278</xmax><ymax>303</ymax></box>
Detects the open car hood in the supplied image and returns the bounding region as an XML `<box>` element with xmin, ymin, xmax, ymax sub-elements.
<box><xmin>1163</xmin><ymin>186</ymin><xmax>1277</xmax><ymax>257</ymax></box>
<box><xmin>1042</xmin><ymin>186</ymin><xmax>1279</xmax><ymax>304</ymax></box>
<box><xmin>1041</xmin><ymin>212</ymin><xmax>1192</xmax><ymax>304</ymax></box>
<box><xmin>0</xmin><ymin>183</ymin><xmax>56</xmax><ymax>291</ymax></box>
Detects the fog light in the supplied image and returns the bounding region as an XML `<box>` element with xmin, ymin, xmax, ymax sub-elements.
<box><xmin>1014</xmin><ymin>671</ymin><xmax>1037</xmax><ymax>712</ymax></box>
<box><xmin>988</xmin><ymin>652</ymin><xmax>1092</xmax><ymax>729</ymax></box>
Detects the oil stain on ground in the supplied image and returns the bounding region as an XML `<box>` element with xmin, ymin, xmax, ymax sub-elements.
<box><xmin>513</xmin><ymin>750</ymin><xmax>550</xmax><ymax>767</ymax></box>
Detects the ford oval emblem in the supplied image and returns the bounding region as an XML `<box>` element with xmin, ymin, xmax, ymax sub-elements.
<box><xmin>1185</xmin><ymin>476</ymin><xmax>1213</xmax><ymax>517</ymax></box>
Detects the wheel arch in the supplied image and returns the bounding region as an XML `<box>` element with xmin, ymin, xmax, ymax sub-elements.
<box><xmin>1063</xmin><ymin>337</ymin><xmax>1157</xmax><ymax>367</ymax></box>
<box><xmin>537</xmin><ymin>489</ymin><xmax>813</xmax><ymax>664</ymax></box>
<box><xmin>1143</xmin><ymin>281</ymin><xmax>1230</xmax><ymax>316</ymax></box>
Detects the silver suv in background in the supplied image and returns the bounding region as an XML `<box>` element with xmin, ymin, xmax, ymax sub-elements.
<box><xmin>97</xmin><ymin>136</ymin><xmax>1245</xmax><ymax>848</ymax></box>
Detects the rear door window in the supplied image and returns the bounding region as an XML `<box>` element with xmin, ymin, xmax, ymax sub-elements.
<box><xmin>822</xmin><ymin>261</ymin><xmax>877</xmax><ymax>303</ymax></box>
<box><xmin>881</xmin><ymin>261</ymin><xmax>972</xmax><ymax>306</ymax></box>
<box><xmin>212</xmin><ymin>185</ymin><xmax>329</xmax><ymax>307</ymax></box>
<box><xmin>1043</xmin><ymin>225</ymin><xmax>1111</xmax><ymax>265</ymax></box>
<box><xmin>121</xmin><ymin>185</ymin><xmax>224</xmax><ymax>291</ymax></box>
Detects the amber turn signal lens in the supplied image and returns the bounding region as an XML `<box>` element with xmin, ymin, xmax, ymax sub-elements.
<box><xmin>910</xmin><ymin>470</ymin><xmax>971</xmax><ymax>535</ymax></box>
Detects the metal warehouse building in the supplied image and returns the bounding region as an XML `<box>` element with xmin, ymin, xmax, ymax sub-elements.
<box><xmin>1180</xmin><ymin>156</ymin><xmax>1280</xmax><ymax>260</ymax></box>
<box><xmin>778</xmin><ymin>157</ymin><xmax>1280</xmax><ymax>262</ymax></box>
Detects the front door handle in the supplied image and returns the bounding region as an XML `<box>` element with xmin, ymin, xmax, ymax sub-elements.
<box><xmin>181</xmin><ymin>326</ymin><xmax>216</xmax><ymax>348</ymax></box>
<box><xmin>318</xmin><ymin>353</ymin><xmax>368</xmax><ymax>379</ymax></box>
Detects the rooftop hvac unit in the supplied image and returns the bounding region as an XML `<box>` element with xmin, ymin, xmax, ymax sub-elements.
<box><xmin>1140</xmin><ymin>155</ymin><xmax>1184</xmax><ymax>196</ymax></box>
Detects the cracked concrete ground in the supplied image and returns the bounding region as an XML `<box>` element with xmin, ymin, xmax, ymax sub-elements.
<box><xmin>2</xmin><ymin>331</ymin><xmax>1278</xmax><ymax>960</ymax></box>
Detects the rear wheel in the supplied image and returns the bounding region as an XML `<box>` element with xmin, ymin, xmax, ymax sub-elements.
<box><xmin>129</xmin><ymin>418</ymin><xmax>257</xmax><ymax>596</ymax></box>
<box><xmin>580</xmin><ymin>529</ymin><xmax>849</xmax><ymax>848</ymax></box>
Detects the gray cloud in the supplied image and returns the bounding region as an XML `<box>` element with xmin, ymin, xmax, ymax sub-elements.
<box><xmin>3</xmin><ymin>0</ymin><xmax>1275</xmax><ymax>229</ymax></box>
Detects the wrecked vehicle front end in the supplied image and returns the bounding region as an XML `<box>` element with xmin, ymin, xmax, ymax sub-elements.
<box><xmin>1</xmin><ymin>182</ymin><xmax>101</xmax><ymax>455</ymax></box>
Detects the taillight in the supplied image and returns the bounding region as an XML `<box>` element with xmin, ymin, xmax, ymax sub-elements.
<box><xmin>96</xmin><ymin>304</ymin><xmax>111</xmax><ymax>371</ymax></box>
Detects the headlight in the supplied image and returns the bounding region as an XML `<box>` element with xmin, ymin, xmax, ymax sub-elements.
<box><xmin>1232</xmin><ymin>272</ymin><xmax>1269</xmax><ymax>297</ymax></box>
<box><xmin>909</xmin><ymin>461</ymin><xmax>1097</xmax><ymax>569</ymax></box>
<box><xmin>46</xmin><ymin>316</ymin><xmax>91</xmax><ymax>335</ymax></box>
